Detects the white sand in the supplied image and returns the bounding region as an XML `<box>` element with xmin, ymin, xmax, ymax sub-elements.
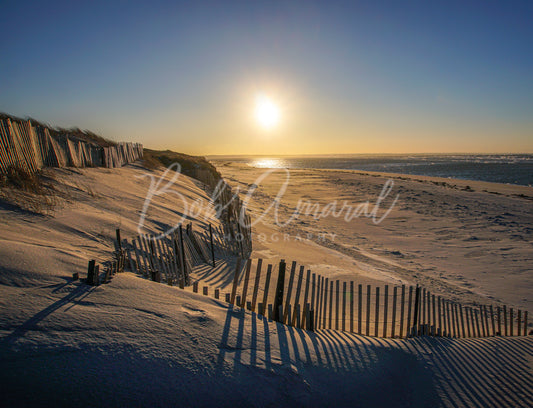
<box><xmin>1</xmin><ymin>162</ymin><xmax>532</xmax><ymax>407</ymax></box>
<box><xmin>215</xmin><ymin>162</ymin><xmax>533</xmax><ymax>315</ymax></box>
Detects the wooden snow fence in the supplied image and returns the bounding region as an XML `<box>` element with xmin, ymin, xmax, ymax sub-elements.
<box><xmin>113</xmin><ymin>223</ymin><xmax>232</xmax><ymax>289</ymax></box>
<box><xmin>85</xmin><ymin>230</ymin><xmax>531</xmax><ymax>338</ymax></box>
<box><xmin>85</xmin><ymin>229</ymin><xmax>127</xmax><ymax>286</ymax></box>
<box><xmin>186</xmin><ymin>258</ymin><xmax>530</xmax><ymax>338</ymax></box>
<box><xmin>0</xmin><ymin>117</ymin><xmax>143</xmax><ymax>174</ymax></box>
<box><xmin>188</xmin><ymin>167</ymin><xmax>253</xmax><ymax>259</ymax></box>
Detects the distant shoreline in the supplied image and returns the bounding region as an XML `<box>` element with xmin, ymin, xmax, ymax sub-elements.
<box><xmin>210</xmin><ymin>154</ymin><xmax>533</xmax><ymax>187</ymax></box>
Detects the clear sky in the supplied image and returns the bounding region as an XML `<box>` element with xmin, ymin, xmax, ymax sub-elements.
<box><xmin>1</xmin><ymin>0</ymin><xmax>532</xmax><ymax>155</ymax></box>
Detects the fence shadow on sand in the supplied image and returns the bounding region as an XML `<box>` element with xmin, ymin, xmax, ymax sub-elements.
<box><xmin>215</xmin><ymin>305</ymin><xmax>533</xmax><ymax>408</ymax></box>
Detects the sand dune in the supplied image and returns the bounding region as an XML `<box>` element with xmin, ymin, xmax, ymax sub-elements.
<box><xmin>1</xmin><ymin>162</ymin><xmax>532</xmax><ymax>407</ymax></box>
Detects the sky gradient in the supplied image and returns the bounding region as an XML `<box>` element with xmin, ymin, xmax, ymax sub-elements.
<box><xmin>1</xmin><ymin>1</ymin><xmax>532</xmax><ymax>155</ymax></box>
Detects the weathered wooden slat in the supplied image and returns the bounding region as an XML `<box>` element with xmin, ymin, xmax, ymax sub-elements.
<box><xmin>282</xmin><ymin>261</ymin><xmax>297</xmax><ymax>324</ymax></box>
<box><xmin>250</xmin><ymin>259</ymin><xmax>263</xmax><ymax>312</ymax></box>
<box><xmin>358</xmin><ymin>284</ymin><xmax>363</xmax><ymax>334</ymax></box>
<box><xmin>503</xmin><ymin>305</ymin><xmax>508</xmax><ymax>336</ymax></box>
<box><xmin>342</xmin><ymin>281</ymin><xmax>347</xmax><ymax>332</ymax></box>
<box><xmin>459</xmin><ymin>304</ymin><xmax>466</xmax><ymax>338</ymax></box>
<box><xmin>391</xmin><ymin>286</ymin><xmax>397</xmax><ymax>338</ymax></box>
<box><xmin>301</xmin><ymin>270</ymin><xmax>312</xmax><ymax>328</ymax></box>
<box><xmin>350</xmin><ymin>281</ymin><xmax>354</xmax><ymax>333</ymax></box>
<box><xmin>260</xmin><ymin>264</ymin><xmax>272</xmax><ymax>318</ymax></box>
<box><xmin>273</xmin><ymin>260</ymin><xmax>286</xmax><ymax>322</ymax></box>
<box><xmin>366</xmin><ymin>285</ymin><xmax>371</xmax><ymax>336</ymax></box>
<box><xmin>431</xmin><ymin>295</ymin><xmax>436</xmax><ymax>336</ymax></box>
<box><xmin>474</xmin><ymin>308</ymin><xmax>481</xmax><ymax>337</ymax></box>
<box><xmin>490</xmin><ymin>305</ymin><xmax>496</xmax><ymax>336</ymax></box>
<box><xmin>446</xmin><ymin>301</ymin><xmax>453</xmax><ymax>337</ymax></box>
<box><xmin>291</xmin><ymin>266</ymin><xmax>305</xmax><ymax>327</ymax></box>
<box><xmin>322</xmin><ymin>278</ymin><xmax>329</xmax><ymax>329</ymax></box>
<box><xmin>328</xmin><ymin>280</ymin><xmax>333</xmax><ymax>329</ymax></box>
<box><xmin>399</xmin><ymin>285</ymin><xmax>405</xmax><ymax>338</ymax></box>
<box><xmin>230</xmin><ymin>258</ymin><xmax>242</xmax><ymax>305</ymax></box>
<box><xmin>374</xmin><ymin>287</ymin><xmax>380</xmax><ymax>337</ymax></box>
<box><xmin>240</xmin><ymin>259</ymin><xmax>252</xmax><ymax>308</ymax></box>
<box><xmin>479</xmin><ymin>305</ymin><xmax>486</xmax><ymax>337</ymax></box>
<box><xmin>384</xmin><ymin>285</ymin><xmax>390</xmax><ymax>337</ymax></box>
<box><xmin>311</xmin><ymin>273</ymin><xmax>317</xmax><ymax>329</ymax></box>
<box><xmin>421</xmin><ymin>288</ymin><xmax>426</xmax><ymax>333</ymax></box>
<box><xmin>497</xmin><ymin>306</ymin><xmax>502</xmax><ymax>336</ymax></box>
<box><xmin>335</xmin><ymin>280</ymin><xmax>340</xmax><ymax>330</ymax></box>
<box><xmin>316</xmin><ymin>275</ymin><xmax>323</xmax><ymax>330</ymax></box>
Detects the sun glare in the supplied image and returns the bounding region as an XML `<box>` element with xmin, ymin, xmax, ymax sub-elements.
<box><xmin>254</xmin><ymin>95</ymin><xmax>280</xmax><ymax>129</ymax></box>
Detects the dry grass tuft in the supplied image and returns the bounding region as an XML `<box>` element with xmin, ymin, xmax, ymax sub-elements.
<box><xmin>0</xmin><ymin>166</ymin><xmax>61</xmax><ymax>215</ymax></box>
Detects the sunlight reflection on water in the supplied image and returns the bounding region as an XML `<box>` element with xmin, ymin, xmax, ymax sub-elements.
<box><xmin>250</xmin><ymin>158</ymin><xmax>287</xmax><ymax>168</ymax></box>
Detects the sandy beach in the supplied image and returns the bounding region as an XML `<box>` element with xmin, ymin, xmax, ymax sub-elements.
<box><xmin>213</xmin><ymin>161</ymin><xmax>533</xmax><ymax>316</ymax></box>
<box><xmin>1</xmin><ymin>162</ymin><xmax>532</xmax><ymax>407</ymax></box>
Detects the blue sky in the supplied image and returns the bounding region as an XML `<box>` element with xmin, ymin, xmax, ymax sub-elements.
<box><xmin>1</xmin><ymin>0</ymin><xmax>532</xmax><ymax>154</ymax></box>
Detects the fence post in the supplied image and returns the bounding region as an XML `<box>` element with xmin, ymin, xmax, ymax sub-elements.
<box><xmin>431</xmin><ymin>295</ymin><xmax>436</xmax><ymax>336</ymax></box>
<box><xmin>490</xmin><ymin>305</ymin><xmax>496</xmax><ymax>336</ymax></box>
<box><xmin>335</xmin><ymin>280</ymin><xmax>340</xmax><ymax>330</ymax></box>
<box><xmin>329</xmin><ymin>280</ymin><xmax>334</xmax><ymax>330</ymax></box>
<box><xmin>342</xmin><ymin>281</ymin><xmax>347</xmax><ymax>332</ymax></box>
<box><xmin>179</xmin><ymin>226</ymin><xmax>189</xmax><ymax>285</ymax></box>
<box><xmin>396</xmin><ymin>285</ymin><xmax>404</xmax><ymax>338</ymax></box>
<box><xmin>230</xmin><ymin>258</ymin><xmax>242</xmax><ymax>305</ymax></box>
<box><xmin>474</xmin><ymin>308</ymin><xmax>481</xmax><ymax>337</ymax></box>
<box><xmin>479</xmin><ymin>305</ymin><xmax>486</xmax><ymax>337</ymax></box>
<box><xmin>291</xmin><ymin>266</ymin><xmax>305</xmax><ymax>327</ymax></box>
<box><xmin>316</xmin><ymin>275</ymin><xmax>323</xmax><ymax>330</ymax></box>
<box><xmin>366</xmin><ymin>285</ymin><xmax>371</xmax><ymax>336</ymax></box>
<box><xmin>251</xmin><ymin>259</ymin><xmax>263</xmax><ymax>312</ymax></box>
<box><xmin>209</xmin><ymin>224</ymin><xmax>216</xmax><ymax>267</ymax></box>
<box><xmin>322</xmin><ymin>278</ymin><xmax>329</xmax><ymax>329</ymax></box>
<box><xmin>87</xmin><ymin>259</ymin><xmax>96</xmax><ymax>286</ymax></box>
<box><xmin>301</xmin><ymin>270</ymin><xmax>312</xmax><ymax>328</ymax></box>
<box><xmin>240</xmin><ymin>259</ymin><xmax>252</xmax><ymax>308</ymax></box>
<box><xmin>350</xmin><ymin>281</ymin><xmax>354</xmax><ymax>333</ymax></box>
<box><xmin>283</xmin><ymin>262</ymin><xmax>297</xmax><ymax>324</ymax></box>
<box><xmin>374</xmin><ymin>287</ymin><xmax>380</xmax><ymax>337</ymax></box>
<box><xmin>460</xmin><ymin>304</ymin><xmax>466</xmax><ymax>338</ymax></box>
<box><xmin>383</xmin><ymin>285</ymin><xmax>389</xmax><ymax>338</ymax></box>
<box><xmin>311</xmin><ymin>273</ymin><xmax>317</xmax><ymax>329</ymax></box>
<box><xmin>503</xmin><ymin>305</ymin><xmax>508</xmax><ymax>336</ymax></box>
<box><xmin>273</xmin><ymin>260</ymin><xmax>286</xmax><ymax>322</ymax></box>
<box><xmin>116</xmin><ymin>228</ymin><xmax>122</xmax><ymax>252</ymax></box>
<box><xmin>412</xmin><ymin>285</ymin><xmax>420</xmax><ymax>337</ymax></box>
<box><xmin>497</xmin><ymin>306</ymin><xmax>502</xmax><ymax>335</ymax></box>
<box><xmin>261</xmin><ymin>264</ymin><xmax>273</xmax><ymax>318</ymax></box>
<box><xmin>391</xmin><ymin>286</ymin><xmax>397</xmax><ymax>338</ymax></box>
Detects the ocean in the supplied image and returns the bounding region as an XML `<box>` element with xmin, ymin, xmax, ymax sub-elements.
<box><xmin>211</xmin><ymin>154</ymin><xmax>533</xmax><ymax>186</ymax></box>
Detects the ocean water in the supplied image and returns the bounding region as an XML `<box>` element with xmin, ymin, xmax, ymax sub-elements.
<box><xmin>214</xmin><ymin>154</ymin><xmax>533</xmax><ymax>186</ymax></box>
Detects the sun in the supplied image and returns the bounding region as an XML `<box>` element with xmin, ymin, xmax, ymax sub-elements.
<box><xmin>254</xmin><ymin>94</ymin><xmax>280</xmax><ymax>129</ymax></box>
